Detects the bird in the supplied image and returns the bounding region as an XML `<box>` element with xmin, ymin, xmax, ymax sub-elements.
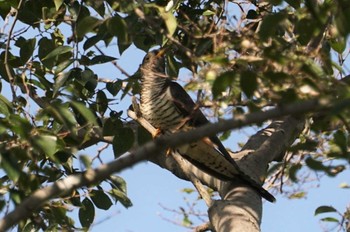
<box><xmin>139</xmin><ymin>49</ymin><xmax>276</xmax><ymax>203</ymax></box>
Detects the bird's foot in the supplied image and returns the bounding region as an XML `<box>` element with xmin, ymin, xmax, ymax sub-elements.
<box><xmin>165</xmin><ymin>148</ymin><xmax>173</xmax><ymax>156</ymax></box>
<box><xmin>152</xmin><ymin>128</ymin><xmax>163</xmax><ymax>138</ymax></box>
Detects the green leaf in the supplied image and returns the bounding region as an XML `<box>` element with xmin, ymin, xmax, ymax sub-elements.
<box><xmin>54</xmin><ymin>151</ymin><xmax>73</xmax><ymax>163</ymax></box>
<box><xmin>335</xmin><ymin>1</ymin><xmax>350</xmax><ymax>37</ymax></box>
<box><xmin>38</xmin><ymin>37</ymin><xmax>56</xmax><ymax>69</ymax></box>
<box><xmin>15</xmin><ymin>37</ymin><xmax>36</xmax><ymax>65</ymax></box>
<box><xmin>45</xmin><ymin>103</ymin><xmax>77</xmax><ymax>130</ymax></box>
<box><xmin>0</xmin><ymin>97</ymin><xmax>10</xmax><ymax>117</ymax></box>
<box><xmin>166</xmin><ymin>54</ymin><xmax>181</xmax><ymax>78</ymax></box>
<box><xmin>112</xmin><ymin>127</ymin><xmax>134</xmax><ymax>158</ymax></box>
<box><xmin>103</xmin><ymin>117</ymin><xmax>123</xmax><ymax>136</ymax></box>
<box><xmin>203</xmin><ymin>10</ymin><xmax>215</xmax><ymax>16</ymax></box>
<box><xmin>32</xmin><ymin>135</ymin><xmax>57</xmax><ymax>158</ymax></box>
<box><xmin>96</xmin><ymin>90</ymin><xmax>108</xmax><ymax>116</ymax></box>
<box><xmin>0</xmin><ymin>2</ymin><xmax>11</xmax><ymax>20</ymax></box>
<box><xmin>0</xmin><ymin>153</ymin><xmax>22</xmax><ymax>183</ymax></box>
<box><xmin>9</xmin><ymin>114</ymin><xmax>33</xmax><ymax>138</ymax></box>
<box><xmin>70</xmin><ymin>101</ymin><xmax>98</xmax><ymax>126</ymax></box>
<box><xmin>320</xmin><ymin>217</ymin><xmax>339</xmax><ymax>223</ymax></box>
<box><xmin>288</xmin><ymin>191</ymin><xmax>306</xmax><ymax>199</ymax></box>
<box><xmin>106</xmin><ymin>81</ymin><xmax>122</xmax><ymax>96</ymax></box>
<box><xmin>315</xmin><ymin>206</ymin><xmax>337</xmax><ymax>215</ymax></box>
<box><xmin>79</xmin><ymin>198</ymin><xmax>95</xmax><ymax>228</ymax></box>
<box><xmin>240</xmin><ymin>70</ymin><xmax>257</xmax><ymax>98</ymax></box>
<box><xmin>86</xmin><ymin>0</ymin><xmax>105</xmax><ymax>17</ymax></box>
<box><xmin>76</xmin><ymin>16</ymin><xmax>101</xmax><ymax>39</ymax></box>
<box><xmin>212</xmin><ymin>71</ymin><xmax>236</xmax><ymax>99</ymax></box>
<box><xmin>54</xmin><ymin>0</ymin><xmax>64</xmax><ymax>11</ymax></box>
<box><xmin>288</xmin><ymin>164</ymin><xmax>302</xmax><ymax>182</ymax></box>
<box><xmin>181</xmin><ymin>188</ymin><xmax>195</xmax><ymax>194</ymax></box>
<box><xmin>53</xmin><ymin>72</ymin><xmax>70</xmax><ymax>98</ymax></box>
<box><xmin>259</xmin><ymin>12</ymin><xmax>286</xmax><ymax>41</ymax></box>
<box><xmin>137</xmin><ymin>126</ymin><xmax>152</xmax><ymax>145</ymax></box>
<box><xmin>108</xmin><ymin>175</ymin><xmax>127</xmax><ymax>193</ymax></box>
<box><xmin>333</xmin><ymin>130</ymin><xmax>348</xmax><ymax>154</ymax></box>
<box><xmin>305</xmin><ymin>157</ymin><xmax>326</xmax><ymax>171</ymax></box>
<box><xmin>285</xmin><ymin>0</ymin><xmax>301</xmax><ymax>9</ymax></box>
<box><xmin>90</xmin><ymin>55</ymin><xmax>116</xmax><ymax>65</ymax></box>
<box><xmin>83</xmin><ymin>34</ymin><xmax>103</xmax><ymax>50</ymax></box>
<box><xmin>41</xmin><ymin>46</ymin><xmax>72</xmax><ymax>61</ymax></box>
<box><xmin>54</xmin><ymin>58</ymin><xmax>74</xmax><ymax>74</ymax></box>
<box><xmin>109</xmin><ymin>188</ymin><xmax>133</xmax><ymax>208</ymax></box>
<box><xmin>246</xmin><ymin>10</ymin><xmax>258</xmax><ymax>19</ymax></box>
<box><xmin>90</xmin><ymin>190</ymin><xmax>113</xmax><ymax>210</ymax></box>
<box><xmin>295</xmin><ymin>17</ymin><xmax>318</xmax><ymax>45</ymax></box>
<box><xmin>329</xmin><ymin>37</ymin><xmax>346</xmax><ymax>53</ymax></box>
<box><xmin>106</xmin><ymin>15</ymin><xmax>131</xmax><ymax>54</ymax></box>
<box><xmin>158</xmin><ymin>8</ymin><xmax>177</xmax><ymax>37</ymax></box>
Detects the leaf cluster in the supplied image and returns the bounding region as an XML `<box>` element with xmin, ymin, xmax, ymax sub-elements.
<box><xmin>0</xmin><ymin>0</ymin><xmax>349</xmax><ymax>230</ymax></box>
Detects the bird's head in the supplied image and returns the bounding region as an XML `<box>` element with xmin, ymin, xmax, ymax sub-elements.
<box><xmin>140</xmin><ymin>48</ymin><xmax>166</xmax><ymax>78</ymax></box>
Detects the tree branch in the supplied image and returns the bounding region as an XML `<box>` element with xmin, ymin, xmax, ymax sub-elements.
<box><xmin>0</xmin><ymin>97</ymin><xmax>348</xmax><ymax>231</ymax></box>
<box><xmin>4</xmin><ymin>0</ymin><xmax>24</xmax><ymax>100</ymax></box>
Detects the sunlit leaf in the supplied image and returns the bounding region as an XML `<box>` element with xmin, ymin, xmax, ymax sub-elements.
<box><xmin>108</xmin><ymin>175</ymin><xmax>128</xmax><ymax>193</ymax></box>
<box><xmin>320</xmin><ymin>217</ymin><xmax>339</xmax><ymax>222</ymax></box>
<box><xmin>70</xmin><ymin>101</ymin><xmax>98</xmax><ymax>126</ymax></box>
<box><xmin>54</xmin><ymin>0</ymin><xmax>64</xmax><ymax>11</ymax></box>
<box><xmin>32</xmin><ymin>135</ymin><xmax>57</xmax><ymax>158</ymax></box>
<box><xmin>109</xmin><ymin>188</ymin><xmax>133</xmax><ymax>208</ymax></box>
<box><xmin>42</xmin><ymin>46</ymin><xmax>72</xmax><ymax>61</ymax></box>
<box><xmin>289</xmin><ymin>191</ymin><xmax>306</xmax><ymax>199</ymax></box>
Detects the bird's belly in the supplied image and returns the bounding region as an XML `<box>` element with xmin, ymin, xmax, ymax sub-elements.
<box><xmin>141</xmin><ymin>97</ymin><xmax>184</xmax><ymax>131</ymax></box>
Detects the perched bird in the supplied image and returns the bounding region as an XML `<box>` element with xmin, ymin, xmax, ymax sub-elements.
<box><xmin>139</xmin><ymin>49</ymin><xmax>276</xmax><ymax>203</ymax></box>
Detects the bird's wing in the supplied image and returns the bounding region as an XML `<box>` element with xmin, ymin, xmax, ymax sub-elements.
<box><xmin>168</xmin><ymin>81</ymin><xmax>238</xmax><ymax>165</ymax></box>
<box><xmin>168</xmin><ymin>82</ymin><xmax>276</xmax><ymax>202</ymax></box>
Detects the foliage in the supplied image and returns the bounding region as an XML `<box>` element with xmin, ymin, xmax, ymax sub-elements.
<box><xmin>0</xmin><ymin>0</ymin><xmax>349</xmax><ymax>230</ymax></box>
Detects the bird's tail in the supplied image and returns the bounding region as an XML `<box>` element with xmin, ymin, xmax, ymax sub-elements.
<box><xmin>237</xmin><ymin>171</ymin><xmax>276</xmax><ymax>203</ymax></box>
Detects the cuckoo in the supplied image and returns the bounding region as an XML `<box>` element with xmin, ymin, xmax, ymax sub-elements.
<box><xmin>139</xmin><ymin>49</ymin><xmax>276</xmax><ymax>203</ymax></box>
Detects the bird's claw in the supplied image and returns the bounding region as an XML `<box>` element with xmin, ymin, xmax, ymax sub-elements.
<box><xmin>152</xmin><ymin>128</ymin><xmax>163</xmax><ymax>138</ymax></box>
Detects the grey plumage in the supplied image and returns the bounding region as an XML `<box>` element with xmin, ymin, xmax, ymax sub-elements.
<box><xmin>139</xmin><ymin>49</ymin><xmax>276</xmax><ymax>203</ymax></box>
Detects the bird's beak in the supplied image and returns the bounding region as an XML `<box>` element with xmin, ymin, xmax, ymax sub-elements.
<box><xmin>156</xmin><ymin>47</ymin><xmax>167</xmax><ymax>57</ymax></box>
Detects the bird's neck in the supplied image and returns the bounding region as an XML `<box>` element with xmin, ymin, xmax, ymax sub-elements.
<box><xmin>141</xmin><ymin>68</ymin><xmax>169</xmax><ymax>89</ymax></box>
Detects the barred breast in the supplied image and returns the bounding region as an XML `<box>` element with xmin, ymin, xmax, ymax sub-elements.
<box><xmin>140</xmin><ymin>83</ymin><xmax>184</xmax><ymax>132</ymax></box>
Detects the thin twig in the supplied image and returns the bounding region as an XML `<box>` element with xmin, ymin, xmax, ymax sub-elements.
<box><xmin>92</xmin><ymin>41</ymin><xmax>131</xmax><ymax>77</ymax></box>
<box><xmin>4</xmin><ymin>0</ymin><xmax>24</xmax><ymax>100</ymax></box>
